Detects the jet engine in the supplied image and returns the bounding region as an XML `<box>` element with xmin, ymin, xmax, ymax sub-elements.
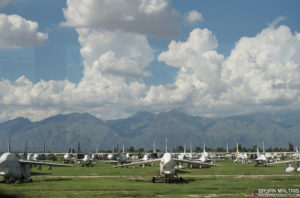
<box><xmin>297</xmin><ymin>161</ymin><xmax>300</xmax><ymax>172</ymax></box>
<box><xmin>285</xmin><ymin>163</ymin><xmax>295</xmax><ymax>173</ymax></box>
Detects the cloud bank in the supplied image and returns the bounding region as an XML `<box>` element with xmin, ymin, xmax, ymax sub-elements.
<box><xmin>0</xmin><ymin>0</ymin><xmax>300</xmax><ymax>122</ymax></box>
<box><xmin>0</xmin><ymin>14</ymin><xmax>48</xmax><ymax>48</ymax></box>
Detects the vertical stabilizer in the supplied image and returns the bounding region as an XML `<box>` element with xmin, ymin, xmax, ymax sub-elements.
<box><xmin>23</xmin><ymin>142</ymin><xmax>28</xmax><ymax>159</ymax></box>
<box><xmin>236</xmin><ymin>143</ymin><xmax>239</xmax><ymax>153</ymax></box>
<box><xmin>226</xmin><ymin>144</ymin><xmax>229</xmax><ymax>153</ymax></box>
<box><xmin>190</xmin><ymin>143</ymin><xmax>192</xmax><ymax>155</ymax></box>
<box><xmin>165</xmin><ymin>139</ymin><xmax>168</xmax><ymax>153</ymax></box>
<box><xmin>122</xmin><ymin>144</ymin><xmax>125</xmax><ymax>153</ymax></box>
<box><xmin>8</xmin><ymin>142</ymin><xmax>11</xmax><ymax>153</ymax></box>
<box><xmin>203</xmin><ymin>143</ymin><xmax>206</xmax><ymax>153</ymax></box>
<box><xmin>262</xmin><ymin>141</ymin><xmax>265</xmax><ymax>154</ymax></box>
<box><xmin>153</xmin><ymin>142</ymin><xmax>156</xmax><ymax>153</ymax></box>
<box><xmin>184</xmin><ymin>143</ymin><xmax>186</xmax><ymax>154</ymax></box>
<box><xmin>257</xmin><ymin>146</ymin><xmax>260</xmax><ymax>157</ymax></box>
<box><xmin>43</xmin><ymin>143</ymin><xmax>46</xmax><ymax>154</ymax></box>
<box><xmin>96</xmin><ymin>144</ymin><xmax>99</xmax><ymax>153</ymax></box>
<box><xmin>296</xmin><ymin>146</ymin><xmax>298</xmax><ymax>153</ymax></box>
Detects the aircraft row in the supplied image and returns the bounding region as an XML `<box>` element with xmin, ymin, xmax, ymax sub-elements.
<box><xmin>0</xmin><ymin>141</ymin><xmax>299</xmax><ymax>183</ymax></box>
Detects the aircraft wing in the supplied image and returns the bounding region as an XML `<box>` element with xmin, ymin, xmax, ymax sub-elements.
<box><xmin>266</xmin><ymin>159</ymin><xmax>300</xmax><ymax>165</ymax></box>
<box><xmin>113</xmin><ymin>158</ymin><xmax>161</xmax><ymax>168</ymax></box>
<box><xmin>99</xmin><ymin>160</ymin><xmax>119</xmax><ymax>163</ymax></box>
<box><xmin>19</xmin><ymin>159</ymin><xmax>74</xmax><ymax>167</ymax></box>
<box><xmin>174</xmin><ymin>159</ymin><xmax>221</xmax><ymax>167</ymax></box>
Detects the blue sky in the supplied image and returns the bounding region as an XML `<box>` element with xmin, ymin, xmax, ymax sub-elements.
<box><xmin>0</xmin><ymin>0</ymin><xmax>300</xmax><ymax>121</ymax></box>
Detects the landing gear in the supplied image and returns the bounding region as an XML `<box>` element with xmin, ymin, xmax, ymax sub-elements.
<box><xmin>6</xmin><ymin>177</ymin><xmax>15</xmax><ymax>184</ymax></box>
<box><xmin>151</xmin><ymin>175</ymin><xmax>184</xmax><ymax>183</ymax></box>
<box><xmin>152</xmin><ymin>177</ymin><xmax>156</xmax><ymax>183</ymax></box>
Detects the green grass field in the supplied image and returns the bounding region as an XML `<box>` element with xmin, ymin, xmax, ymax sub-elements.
<box><xmin>0</xmin><ymin>160</ymin><xmax>299</xmax><ymax>198</ymax></box>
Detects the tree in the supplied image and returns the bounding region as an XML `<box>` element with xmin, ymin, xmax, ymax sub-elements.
<box><xmin>138</xmin><ymin>148</ymin><xmax>144</xmax><ymax>153</ymax></box>
<box><xmin>128</xmin><ymin>146</ymin><xmax>135</xmax><ymax>152</ymax></box>
<box><xmin>195</xmin><ymin>146</ymin><xmax>202</xmax><ymax>153</ymax></box>
<box><xmin>216</xmin><ymin>147</ymin><xmax>224</xmax><ymax>152</ymax></box>
<box><xmin>177</xmin><ymin>145</ymin><xmax>184</xmax><ymax>152</ymax></box>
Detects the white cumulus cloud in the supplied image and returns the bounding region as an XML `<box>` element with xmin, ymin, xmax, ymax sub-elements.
<box><xmin>1</xmin><ymin>0</ymin><xmax>300</xmax><ymax>123</ymax></box>
<box><xmin>0</xmin><ymin>14</ymin><xmax>47</xmax><ymax>48</ymax></box>
<box><xmin>62</xmin><ymin>0</ymin><xmax>179</xmax><ymax>37</ymax></box>
<box><xmin>185</xmin><ymin>10</ymin><xmax>203</xmax><ymax>23</ymax></box>
<box><xmin>221</xmin><ymin>25</ymin><xmax>300</xmax><ymax>108</ymax></box>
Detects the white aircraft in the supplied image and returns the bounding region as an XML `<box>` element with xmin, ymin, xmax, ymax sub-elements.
<box><xmin>0</xmin><ymin>144</ymin><xmax>73</xmax><ymax>183</ymax></box>
<box><xmin>177</xmin><ymin>143</ymin><xmax>187</xmax><ymax>160</ymax></box>
<box><xmin>198</xmin><ymin>144</ymin><xmax>210</xmax><ymax>163</ymax></box>
<box><xmin>234</xmin><ymin>143</ymin><xmax>247</xmax><ymax>163</ymax></box>
<box><xmin>223</xmin><ymin>144</ymin><xmax>233</xmax><ymax>159</ymax></box>
<box><xmin>255</xmin><ymin>146</ymin><xmax>267</xmax><ymax>167</ymax></box>
<box><xmin>266</xmin><ymin>159</ymin><xmax>300</xmax><ymax>173</ymax></box>
<box><xmin>113</xmin><ymin>140</ymin><xmax>219</xmax><ymax>183</ymax></box>
<box><xmin>103</xmin><ymin>144</ymin><xmax>129</xmax><ymax>164</ymax></box>
<box><xmin>255</xmin><ymin>142</ymin><xmax>277</xmax><ymax>166</ymax></box>
<box><xmin>79</xmin><ymin>154</ymin><xmax>95</xmax><ymax>167</ymax></box>
<box><xmin>292</xmin><ymin>146</ymin><xmax>300</xmax><ymax>159</ymax></box>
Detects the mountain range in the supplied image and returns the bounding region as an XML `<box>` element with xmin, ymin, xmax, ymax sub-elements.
<box><xmin>0</xmin><ymin>110</ymin><xmax>299</xmax><ymax>152</ymax></box>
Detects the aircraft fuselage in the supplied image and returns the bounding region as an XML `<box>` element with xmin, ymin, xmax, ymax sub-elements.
<box><xmin>0</xmin><ymin>153</ymin><xmax>31</xmax><ymax>182</ymax></box>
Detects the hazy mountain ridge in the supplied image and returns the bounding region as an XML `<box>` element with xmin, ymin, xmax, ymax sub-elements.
<box><xmin>0</xmin><ymin>110</ymin><xmax>300</xmax><ymax>152</ymax></box>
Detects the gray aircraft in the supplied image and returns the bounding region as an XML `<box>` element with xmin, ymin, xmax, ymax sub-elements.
<box><xmin>0</xmin><ymin>144</ymin><xmax>73</xmax><ymax>183</ymax></box>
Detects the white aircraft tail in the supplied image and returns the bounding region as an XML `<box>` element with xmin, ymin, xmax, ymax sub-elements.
<box><xmin>226</xmin><ymin>144</ymin><xmax>229</xmax><ymax>153</ymax></box>
<box><xmin>262</xmin><ymin>141</ymin><xmax>265</xmax><ymax>154</ymax></box>
<box><xmin>257</xmin><ymin>146</ymin><xmax>260</xmax><ymax>157</ymax></box>
<box><xmin>184</xmin><ymin>143</ymin><xmax>186</xmax><ymax>154</ymax></box>
<box><xmin>165</xmin><ymin>139</ymin><xmax>168</xmax><ymax>153</ymax></box>
<box><xmin>296</xmin><ymin>146</ymin><xmax>299</xmax><ymax>153</ymax></box>
<box><xmin>203</xmin><ymin>143</ymin><xmax>206</xmax><ymax>153</ymax></box>
<box><xmin>190</xmin><ymin>143</ymin><xmax>192</xmax><ymax>156</ymax></box>
<box><xmin>153</xmin><ymin>142</ymin><xmax>156</xmax><ymax>153</ymax></box>
<box><xmin>236</xmin><ymin>143</ymin><xmax>239</xmax><ymax>153</ymax></box>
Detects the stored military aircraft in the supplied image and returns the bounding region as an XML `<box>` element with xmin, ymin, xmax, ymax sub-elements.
<box><xmin>292</xmin><ymin>146</ymin><xmax>300</xmax><ymax>159</ymax></box>
<box><xmin>234</xmin><ymin>143</ymin><xmax>248</xmax><ymax>163</ymax></box>
<box><xmin>266</xmin><ymin>159</ymin><xmax>300</xmax><ymax>173</ymax></box>
<box><xmin>0</xmin><ymin>144</ymin><xmax>73</xmax><ymax>183</ymax></box>
<box><xmin>113</xmin><ymin>140</ymin><xmax>219</xmax><ymax>183</ymax></box>
<box><xmin>255</xmin><ymin>146</ymin><xmax>268</xmax><ymax>167</ymax></box>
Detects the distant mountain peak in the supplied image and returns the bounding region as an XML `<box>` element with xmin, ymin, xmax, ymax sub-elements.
<box><xmin>2</xmin><ymin>117</ymin><xmax>31</xmax><ymax>125</ymax></box>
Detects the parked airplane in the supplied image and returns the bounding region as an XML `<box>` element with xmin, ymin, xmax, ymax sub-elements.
<box><xmin>78</xmin><ymin>154</ymin><xmax>95</xmax><ymax>167</ymax></box>
<box><xmin>255</xmin><ymin>146</ymin><xmax>267</xmax><ymax>167</ymax></box>
<box><xmin>234</xmin><ymin>143</ymin><xmax>247</xmax><ymax>163</ymax></box>
<box><xmin>266</xmin><ymin>159</ymin><xmax>300</xmax><ymax>173</ymax></box>
<box><xmin>292</xmin><ymin>146</ymin><xmax>300</xmax><ymax>159</ymax></box>
<box><xmin>113</xmin><ymin>140</ymin><xmax>219</xmax><ymax>183</ymax></box>
<box><xmin>254</xmin><ymin>142</ymin><xmax>278</xmax><ymax>166</ymax></box>
<box><xmin>0</xmin><ymin>144</ymin><xmax>73</xmax><ymax>183</ymax></box>
<box><xmin>177</xmin><ymin>144</ymin><xmax>187</xmax><ymax>160</ymax></box>
<box><xmin>198</xmin><ymin>144</ymin><xmax>211</xmax><ymax>163</ymax></box>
